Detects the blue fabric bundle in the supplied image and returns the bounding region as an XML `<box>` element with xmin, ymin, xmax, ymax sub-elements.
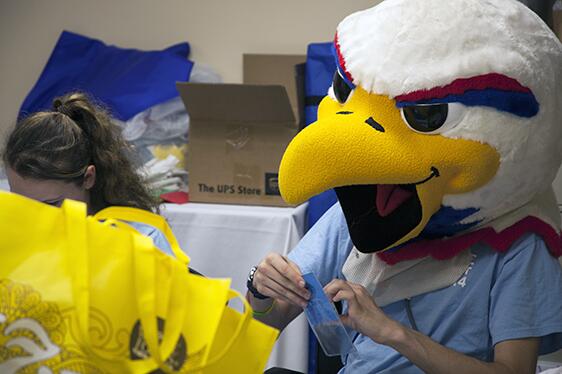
<box><xmin>304</xmin><ymin>43</ymin><xmax>336</xmax><ymax>126</ymax></box>
<box><xmin>304</xmin><ymin>43</ymin><xmax>338</xmax><ymax>228</ymax></box>
<box><xmin>19</xmin><ymin>31</ymin><xmax>193</xmax><ymax>121</ymax></box>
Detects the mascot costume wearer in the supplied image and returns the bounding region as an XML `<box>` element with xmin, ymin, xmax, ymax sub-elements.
<box><xmin>247</xmin><ymin>0</ymin><xmax>562</xmax><ymax>372</ymax></box>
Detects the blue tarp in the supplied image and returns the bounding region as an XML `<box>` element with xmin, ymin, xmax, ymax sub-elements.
<box><xmin>19</xmin><ymin>30</ymin><xmax>194</xmax><ymax>121</ymax></box>
<box><xmin>304</xmin><ymin>42</ymin><xmax>337</xmax><ymax>126</ymax></box>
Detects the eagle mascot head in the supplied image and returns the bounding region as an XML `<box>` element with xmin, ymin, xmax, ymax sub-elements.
<box><xmin>280</xmin><ymin>0</ymin><xmax>562</xmax><ymax>268</ymax></box>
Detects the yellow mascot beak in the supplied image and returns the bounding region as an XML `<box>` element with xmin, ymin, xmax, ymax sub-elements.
<box><xmin>279</xmin><ymin>87</ymin><xmax>500</xmax><ymax>252</ymax></box>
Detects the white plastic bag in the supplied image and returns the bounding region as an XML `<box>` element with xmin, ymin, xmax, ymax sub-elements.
<box><xmin>138</xmin><ymin>155</ymin><xmax>189</xmax><ymax>194</ymax></box>
<box><xmin>118</xmin><ymin>63</ymin><xmax>221</xmax><ymax>166</ymax></box>
<box><xmin>119</xmin><ymin>62</ymin><xmax>221</xmax><ymax>146</ymax></box>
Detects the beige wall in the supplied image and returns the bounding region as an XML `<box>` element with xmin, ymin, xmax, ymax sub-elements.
<box><xmin>0</xmin><ymin>0</ymin><xmax>381</xmax><ymax>135</ymax></box>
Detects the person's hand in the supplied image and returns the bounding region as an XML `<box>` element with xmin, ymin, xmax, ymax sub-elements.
<box><xmin>324</xmin><ymin>279</ymin><xmax>399</xmax><ymax>344</ymax></box>
<box><xmin>253</xmin><ymin>253</ymin><xmax>310</xmax><ymax>308</ymax></box>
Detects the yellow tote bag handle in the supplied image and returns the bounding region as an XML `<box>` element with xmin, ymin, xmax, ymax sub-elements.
<box><xmin>131</xmin><ymin>233</ymin><xmax>191</xmax><ymax>371</ymax></box>
<box><xmin>95</xmin><ymin>206</ymin><xmax>190</xmax><ymax>266</ymax></box>
<box><xmin>130</xmin><ymin>233</ymin><xmax>163</xmax><ymax>369</ymax></box>
<box><xmin>159</xmin><ymin>254</ymin><xmax>192</xmax><ymax>362</ymax></box>
<box><xmin>63</xmin><ymin>200</ymin><xmax>92</xmax><ymax>356</ymax></box>
<box><xmin>93</xmin><ymin>218</ymin><xmax>187</xmax><ymax>359</ymax></box>
<box><xmin>185</xmin><ymin>289</ymin><xmax>254</xmax><ymax>373</ymax></box>
<box><xmin>64</xmin><ymin>200</ymin><xmax>189</xmax><ymax>372</ymax></box>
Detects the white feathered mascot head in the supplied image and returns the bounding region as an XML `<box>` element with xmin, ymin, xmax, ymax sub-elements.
<box><xmin>280</xmin><ymin>0</ymin><xmax>562</xmax><ymax>264</ymax></box>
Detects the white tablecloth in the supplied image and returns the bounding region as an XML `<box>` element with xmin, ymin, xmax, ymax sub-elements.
<box><xmin>0</xmin><ymin>179</ymin><xmax>9</xmax><ymax>191</ymax></box>
<box><xmin>162</xmin><ymin>202</ymin><xmax>309</xmax><ymax>373</ymax></box>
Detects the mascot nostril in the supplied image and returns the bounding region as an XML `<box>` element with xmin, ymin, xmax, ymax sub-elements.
<box><xmin>258</xmin><ymin>0</ymin><xmax>562</xmax><ymax>372</ymax></box>
<box><xmin>365</xmin><ymin>117</ymin><xmax>385</xmax><ymax>132</ymax></box>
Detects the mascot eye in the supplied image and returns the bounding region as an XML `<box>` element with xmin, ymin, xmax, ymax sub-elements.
<box><xmin>332</xmin><ymin>71</ymin><xmax>354</xmax><ymax>104</ymax></box>
<box><xmin>401</xmin><ymin>103</ymin><xmax>465</xmax><ymax>134</ymax></box>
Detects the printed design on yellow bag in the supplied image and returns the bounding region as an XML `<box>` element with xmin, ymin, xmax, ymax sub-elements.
<box><xmin>129</xmin><ymin>317</ymin><xmax>188</xmax><ymax>372</ymax></box>
<box><xmin>64</xmin><ymin>306</ymin><xmax>129</xmax><ymax>359</ymax></box>
<box><xmin>0</xmin><ymin>276</ymin><xmax>203</xmax><ymax>374</ymax></box>
<box><xmin>0</xmin><ymin>279</ymin><xmax>103</xmax><ymax>374</ymax></box>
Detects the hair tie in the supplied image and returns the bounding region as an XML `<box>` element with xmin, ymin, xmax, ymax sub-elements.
<box><xmin>52</xmin><ymin>98</ymin><xmax>64</xmax><ymax>112</ymax></box>
<box><xmin>252</xmin><ymin>300</ymin><xmax>276</xmax><ymax>317</ymax></box>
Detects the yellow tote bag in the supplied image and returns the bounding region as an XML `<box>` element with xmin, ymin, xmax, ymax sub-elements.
<box><xmin>0</xmin><ymin>192</ymin><xmax>279</xmax><ymax>373</ymax></box>
<box><xmin>93</xmin><ymin>206</ymin><xmax>280</xmax><ymax>374</ymax></box>
<box><xmin>0</xmin><ymin>192</ymin><xmax>231</xmax><ymax>373</ymax></box>
<box><xmin>94</xmin><ymin>206</ymin><xmax>189</xmax><ymax>264</ymax></box>
<box><xmin>202</xmin><ymin>291</ymin><xmax>279</xmax><ymax>374</ymax></box>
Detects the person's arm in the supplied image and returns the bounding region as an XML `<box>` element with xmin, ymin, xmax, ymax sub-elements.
<box><xmin>390</xmin><ymin>329</ymin><xmax>538</xmax><ymax>374</ymax></box>
<box><xmin>247</xmin><ymin>203</ymin><xmax>353</xmax><ymax>331</ymax></box>
<box><xmin>325</xmin><ymin>279</ymin><xmax>540</xmax><ymax>374</ymax></box>
<box><xmin>246</xmin><ymin>253</ymin><xmax>310</xmax><ymax>330</ymax></box>
<box><xmin>247</xmin><ymin>294</ymin><xmax>302</xmax><ymax>331</ymax></box>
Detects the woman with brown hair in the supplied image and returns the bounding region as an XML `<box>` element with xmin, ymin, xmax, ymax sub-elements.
<box><xmin>3</xmin><ymin>92</ymin><xmax>174</xmax><ymax>255</ymax></box>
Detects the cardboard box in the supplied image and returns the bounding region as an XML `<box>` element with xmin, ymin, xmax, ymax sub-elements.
<box><xmin>244</xmin><ymin>54</ymin><xmax>307</xmax><ymax>130</ymax></box>
<box><xmin>176</xmin><ymin>54</ymin><xmax>305</xmax><ymax>206</ymax></box>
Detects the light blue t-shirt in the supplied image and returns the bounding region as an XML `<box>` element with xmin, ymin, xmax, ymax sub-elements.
<box><xmin>289</xmin><ymin>203</ymin><xmax>562</xmax><ymax>373</ymax></box>
<box><xmin>127</xmin><ymin>221</ymin><xmax>175</xmax><ymax>257</ymax></box>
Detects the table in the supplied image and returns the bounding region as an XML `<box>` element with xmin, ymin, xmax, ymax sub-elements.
<box><xmin>161</xmin><ymin>202</ymin><xmax>309</xmax><ymax>373</ymax></box>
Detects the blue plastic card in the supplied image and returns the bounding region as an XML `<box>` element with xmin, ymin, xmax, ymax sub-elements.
<box><xmin>302</xmin><ymin>273</ymin><xmax>357</xmax><ymax>357</ymax></box>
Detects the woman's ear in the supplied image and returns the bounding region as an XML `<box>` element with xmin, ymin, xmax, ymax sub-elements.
<box><xmin>83</xmin><ymin>165</ymin><xmax>96</xmax><ymax>190</ymax></box>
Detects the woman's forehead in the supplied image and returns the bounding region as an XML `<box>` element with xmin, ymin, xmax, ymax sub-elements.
<box><xmin>6</xmin><ymin>168</ymin><xmax>83</xmax><ymax>202</ymax></box>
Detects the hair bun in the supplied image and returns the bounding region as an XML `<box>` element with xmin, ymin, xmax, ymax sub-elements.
<box><xmin>51</xmin><ymin>93</ymin><xmax>97</xmax><ymax>127</ymax></box>
<box><xmin>52</xmin><ymin>96</ymin><xmax>76</xmax><ymax>118</ymax></box>
<box><xmin>52</xmin><ymin>98</ymin><xmax>64</xmax><ymax>111</ymax></box>
<box><xmin>52</xmin><ymin>98</ymin><xmax>74</xmax><ymax>118</ymax></box>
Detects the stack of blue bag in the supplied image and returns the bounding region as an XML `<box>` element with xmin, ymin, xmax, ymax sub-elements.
<box><xmin>303</xmin><ymin>43</ymin><xmax>338</xmax><ymax>229</ymax></box>
<box><xmin>19</xmin><ymin>30</ymin><xmax>194</xmax><ymax>121</ymax></box>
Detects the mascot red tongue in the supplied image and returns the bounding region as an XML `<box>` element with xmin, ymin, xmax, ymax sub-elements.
<box><xmin>278</xmin><ymin>0</ymin><xmax>562</xmax><ymax>304</ymax></box>
<box><xmin>376</xmin><ymin>185</ymin><xmax>414</xmax><ymax>218</ymax></box>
